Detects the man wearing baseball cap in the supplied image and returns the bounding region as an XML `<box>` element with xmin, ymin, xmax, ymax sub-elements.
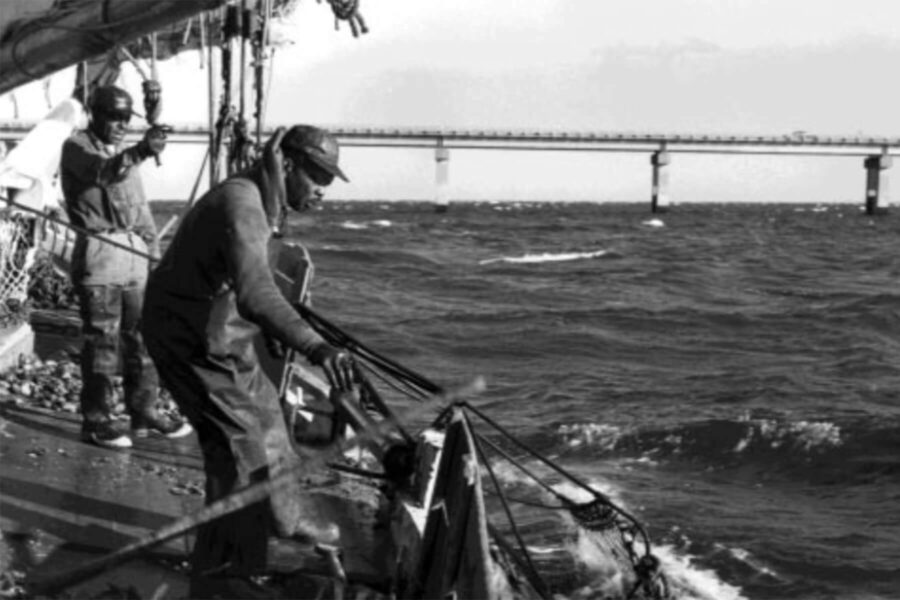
<box><xmin>281</xmin><ymin>124</ymin><xmax>349</xmax><ymax>185</ymax></box>
<box><xmin>61</xmin><ymin>84</ymin><xmax>190</xmax><ymax>450</ymax></box>
<box><xmin>141</xmin><ymin>125</ymin><xmax>353</xmax><ymax>598</ymax></box>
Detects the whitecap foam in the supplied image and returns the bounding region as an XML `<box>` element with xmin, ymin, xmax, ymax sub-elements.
<box><xmin>654</xmin><ymin>545</ymin><xmax>747</xmax><ymax>600</ymax></box>
<box><xmin>557</xmin><ymin>422</ymin><xmax>622</xmax><ymax>451</ymax></box>
<box><xmin>483</xmin><ymin>461</ymin><xmax>745</xmax><ymax>599</ymax></box>
<box><xmin>734</xmin><ymin>416</ymin><xmax>842</xmax><ymax>453</ymax></box>
<box><xmin>339</xmin><ymin>220</ymin><xmax>368</xmax><ymax>230</ymax></box>
<box><xmin>788</xmin><ymin>420</ymin><xmax>842</xmax><ymax>450</ymax></box>
<box><xmin>479</xmin><ymin>249</ymin><xmax>607</xmax><ymax>265</ymax></box>
<box><xmin>722</xmin><ymin>544</ymin><xmax>781</xmax><ymax>580</ymax></box>
<box><xmin>487</xmin><ymin>457</ymin><xmax>541</xmax><ymax>487</ymax></box>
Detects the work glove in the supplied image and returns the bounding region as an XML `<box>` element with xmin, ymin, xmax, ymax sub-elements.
<box><xmin>136</xmin><ymin>125</ymin><xmax>168</xmax><ymax>160</ymax></box>
<box><xmin>309</xmin><ymin>344</ymin><xmax>355</xmax><ymax>392</ymax></box>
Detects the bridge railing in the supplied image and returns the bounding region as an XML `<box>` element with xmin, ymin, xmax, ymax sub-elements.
<box><xmin>1</xmin><ymin>121</ymin><xmax>899</xmax><ymax>156</ymax></box>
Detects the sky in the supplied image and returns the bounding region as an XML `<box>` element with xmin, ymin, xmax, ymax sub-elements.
<box><xmin>2</xmin><ymin>0</ymin><xmax>900</xmax><ymax>204</ymax></box>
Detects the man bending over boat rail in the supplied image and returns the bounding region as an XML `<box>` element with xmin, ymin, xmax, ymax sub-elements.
<box><xmin>141</xmin><ymin>124</ymin><xmax>354</xmax><ymax>599</ymax></box>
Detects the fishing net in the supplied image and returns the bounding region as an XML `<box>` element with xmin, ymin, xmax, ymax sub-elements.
<box><xmin>0</xmin><ymin>211</ymin><xmax>37</xmax><ymax>327</ymax></box>
<box><xmin>567</xmin><ymin>497</ymin><xmax>671</xmax><ymax>599</ymax></box>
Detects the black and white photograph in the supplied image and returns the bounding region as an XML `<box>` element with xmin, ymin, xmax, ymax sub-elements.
<box><xmin>1</xmin><ymin>1</ymin><xmax>898</xmax><ymax>598</ymax></box>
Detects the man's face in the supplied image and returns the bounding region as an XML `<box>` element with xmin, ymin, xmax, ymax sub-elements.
<box><xmin>91</xmin><ymin>108</ymin><xmax>131</xmax><ymax>145</ymax></box>
<box><xmin>285</xmin><ymin>156</ymin><xmax>334</xmax><ymax>212</ymax></box>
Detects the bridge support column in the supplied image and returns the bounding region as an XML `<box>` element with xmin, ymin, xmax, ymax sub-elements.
<box><xmin>435</xmin><ymin>144</ymin><xmax>450</xmax><ymax>212</ymax></box>
<box><xmin>650</xmin><ymin>149</ymin><xmax>671</xmax><ymax>213</ymax></box>
<box><xmin>864</xmin><ymin>154</ymin><xmax>892</xmax><ymax>214</ymax></box>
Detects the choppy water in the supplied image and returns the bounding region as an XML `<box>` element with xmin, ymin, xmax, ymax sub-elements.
<box><xmin>158</xmin><ymin>200</ymin><xmax>898</xmax><ymax>599</ymax></box>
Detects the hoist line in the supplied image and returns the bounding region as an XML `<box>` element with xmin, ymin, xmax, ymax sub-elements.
<box><xmin>465</xmin><ymin>411</ymin><xmax>551</xmax><ymax>599</ymax></box>
<box><xmin>355</xmin><ymin>360</ymin><xmax>430</xmax><ymax>403</ymax></box>
<box><xmin>354</xmin><ymin>368</ymin><xmax>413</xmax><ymax>443</ymax></box>
<box><xmin>482</xmin><ymin>487</ymin><xmax>568</xmax><ymax>511</ymax></box>
<box><xmin>294</xmin><ymin>302</ymin><xmax>443</xmax><ymax>397</ymax></box>
<box><xmin>118</xmin><ymin>46</ymin><xmax>150</xmax><ymax>80</ymax></box>
<box><xmin>475</xmin><ymin>432</ymin><xmax>569</xmax><ymax>501</ymax></box>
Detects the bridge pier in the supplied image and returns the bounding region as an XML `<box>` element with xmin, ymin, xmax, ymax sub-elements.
<box><xmin>650</xmin><ymin>149</ymin><xmax>670</xmax><ymax>213</ymax></box>
<box><xmin>864</xmin><ymin>154</ymin><xmax>892</xmax><ymax>214</ymax></box>
<box><xmin>434</xmin><ymin>144</ymin><xmax>450</xmax><ymax>212</ymax></box>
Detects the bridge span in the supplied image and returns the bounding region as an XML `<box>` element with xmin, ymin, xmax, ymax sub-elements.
<box><xmin>1</xmin><ymin>121</ymin><xmax>897</xmax><ymax>212</ymax></box>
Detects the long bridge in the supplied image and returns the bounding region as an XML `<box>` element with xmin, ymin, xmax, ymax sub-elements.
<box><xmin>1</xmin><ymin>121</ymin><xmax>897</xmax><ymax>212</ymax></box>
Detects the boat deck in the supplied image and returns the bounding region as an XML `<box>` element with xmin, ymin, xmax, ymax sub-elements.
<box><xmin>0</xmin><ymin>397</ymin><xmax>398</xmax><ymax>597</ymax></box>
<box><xmin>0</xmin><ymin>401</ymin><xmax>201</xmax><ymax>597</ymax></box>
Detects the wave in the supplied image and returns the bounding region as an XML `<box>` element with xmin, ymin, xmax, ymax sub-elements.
<box><xmin>554</xmin><ymin>416</ymin><xmax>900</xmax><ymax>483</ymax></box>
<box><xmin>337</xmin><ymin>219</ymin><xmax>393</xmax><ymax>230</ymax></box>
<box><xmin>479</xmin><ymin>249</ymin><xmax>608</xmax><ymax>265</ymax></box>
<box><xmin>485</xmin><ymin>464</ymin><xmax>745</xmax><ymax>599</ymax></box>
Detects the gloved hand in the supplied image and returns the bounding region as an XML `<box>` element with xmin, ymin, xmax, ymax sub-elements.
<box><xmin>309</xmin><ymin>344</ymin><xmax>355</xmax><ymax>391</ymax></box>
<box><xmin>136</xmin><ymin>125</ymin><xmax>168</xmax><ymax>160</ymax></box>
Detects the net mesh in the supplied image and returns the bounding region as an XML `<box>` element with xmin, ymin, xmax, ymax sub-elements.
<box><xmin>0</xmin><ymin>212</ymin><xmax>36</xmax><ymax>320</ymax></box>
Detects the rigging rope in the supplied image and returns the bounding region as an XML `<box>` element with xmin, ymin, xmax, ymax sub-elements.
<box><xmin>467</xmin><ymin>411</ymin><xmax>551</xmax><ymax>599</ymax></box>
<box><xmin>294</xmin><ymin>302</ymin><xmax>443</xmax><ymax>397</ymax></box>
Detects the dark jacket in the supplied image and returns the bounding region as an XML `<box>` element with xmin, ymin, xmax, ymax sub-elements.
<box><xmin>60</xmin><ymin>128</ymin><xmax>158</xmax><ymax>285</ymax></box>
<box><xmin>143</xmin><ymin>174</ymin><xmax>325</xmax><ymax>366</ymax></box>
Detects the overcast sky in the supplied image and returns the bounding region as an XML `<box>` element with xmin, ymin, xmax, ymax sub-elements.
<box><xmin>4</xmin><ymin>0</ymin><xmax>899</xmax><ymax>203</ymax></box>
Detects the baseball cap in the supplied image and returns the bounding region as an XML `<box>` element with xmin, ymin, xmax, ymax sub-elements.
<box><xmin>89</xmin><ymin>86</ymin><xmax>135</xmax><ymax>121</ymax></box>
<box><xmin>281</xmin><ymin>125</ymin><xmax>349</xmax><ymax>183</ymax></box>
